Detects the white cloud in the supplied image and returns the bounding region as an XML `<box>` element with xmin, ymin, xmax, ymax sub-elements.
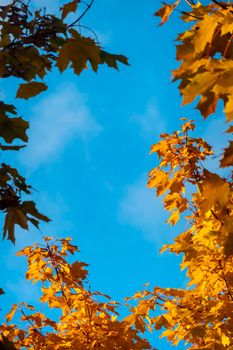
<box><xmin>19</xmin><ymin>83</ymin><xmax>101</xmax><ymax>172</ymax></box>
<box><xmin>118</xmin><ymin>174</ymin><xmax>170</xmax><ymax>245</ymax></box>
<box><xmin>131</xmin><ymin>101</ymin><xmax>166</xmax><ymax>140</ymax></box>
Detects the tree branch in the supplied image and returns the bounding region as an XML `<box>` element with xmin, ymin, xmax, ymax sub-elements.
<box><xmin>67</xmin><ymin>0</ymin><xmax>95</xmax><ymax>29</ymax></box>
<box><xmin>212</xmin><ymin>0</ymin><xmax>228</xmax><ymax>9</ymax></box>
<box><xmin>184</xmin><ymin>0</ymin><xmax>196</xmax><ymax>7</ymax></box>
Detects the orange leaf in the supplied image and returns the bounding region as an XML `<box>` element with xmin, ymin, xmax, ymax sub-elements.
<box><xmin>155</xmin><ymin>1</ymin><xmax>180</xmax><ymax>25</ymax></box>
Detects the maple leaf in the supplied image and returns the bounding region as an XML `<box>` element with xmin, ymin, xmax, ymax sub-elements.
<box><xmin>16</xmin><ymin>82</ymin><xmax>48</xmax><ymax>100</ymax></box>
<box><xmin>70</xmin><ymin>261</ymin><xmax>88</xmax><ymax>282</ymax></box>
<box><xmin>222</xmin><ymin>334</ymin><xmax>230</xmax><ymax>346</ymax></box>
<box><xmin>199</xmin><ymin>171</ymin><xmax>230</xmax><ymax>215</ymax></box>
<box><xmin>100</xmin><ymin>50</ymin><xmax>129</xmax><ymax>70</ymax></box>
<box><xmin>0</xmin><ymin>335</ymin><xmax>17</xmax><ymax>350</ymax></box>
<box><xmin>0</xmin><ymin>145</ymin><xmax>26</xmax><ymax>151</ymax></box>
<box><xmin>196</xmin><ymin>92</ymin><xmax>218</xmax><ymax>118</ymax></box>
<box><xmin>226</xmin><ymin>125</ymin><xmax>233</xmax><ymax>133</ymax></box>
<box><xmin>191</xmin><ymin>14</ymin><xmax>219</xmax><ymax>55</ymax></box>
<box><xmin>3</xmin><ymin>208</ymin><xmax>28</xmax><ymax>244</ymax></box>
<box><xmin>0</xmin><ymin>102</ymin><xmax>28</xmax><ymax>144</ymax></box>
<box><xmin>61</xmin><ymin>0</ymin><xmax>79</xmax><ymax>19</ymax></box>
<box><xmin>5</xmin><ymin>304</ymin><xmax>18</xmax><ymax>323</ymax></box>
<box><xmin>166</xmin><ymin>209</ymin><xmax>180</xmax><ymax>226</ymax></box>
<box><xmin>0</xmin><ymin>115</ymin><xmax>28</xmax><ymax>143</ymax></box>
<box><xmin>57</xmin><ymin>37</ymin><xmax>101</xmax><ymax>74</ymax></box>
<box><xmin>220</xmin><ymin>141</ymin><xmax>233</xmax><ymax>167</ymax></box>
<box><xmin>155</xmin><ymin>1</ymin><xmax>180</xmax><ymax>25</ymax></box>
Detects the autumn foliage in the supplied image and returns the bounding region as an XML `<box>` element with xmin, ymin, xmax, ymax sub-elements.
<box><xmin>1</xmin><ymin>0</ymin><xmax>233</xmax><ymax>349</ymax></box>
<box><xmin>0</xmin><ymin>0</ymin><xmax>128</xmax><ymax>244</ymax></box>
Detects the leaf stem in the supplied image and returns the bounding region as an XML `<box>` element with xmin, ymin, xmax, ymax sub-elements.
<box><xmin>20</xmin><ymin>308</ymin><xmax>44</xmax><ymax>336</ymax></box>
<box><xmin>67</xmin><ymin>0</ymin><xmax>95</xmax><ymax>29</ymax></box>
<box><xmin>223</xmin><ymin>33</ymin><xmax>233</xmax><ymax>58</ymax></box>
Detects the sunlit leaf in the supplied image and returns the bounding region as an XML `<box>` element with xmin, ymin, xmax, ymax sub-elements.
<box><xmin>155</xmin><ymin>1</ymin><xmax>180</xmax><ymax>25</ymax></box>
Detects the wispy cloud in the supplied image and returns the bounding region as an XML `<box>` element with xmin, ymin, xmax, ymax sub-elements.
<box><xmin>19</xmin><ymin>83</ymin><xmax>102</xmax><ymax>172</ymax></box>
<box><xmin>118</xmin><ymin>174</ymin><xmax>171</xmax><ymax>245</ymax></box>
<box><xmin>131</xmin><ymin>101</ymin><xmax>166</xmax><ymax>140</ymax></box>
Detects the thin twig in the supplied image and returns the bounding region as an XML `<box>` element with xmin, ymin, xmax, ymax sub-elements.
<box><xmin>219</xmin><ymin>260</ymin><xmax>233</xmax><ymax>302</ymax></box>
<box><xmin>223</xmin><ymin>33</ymin><xmax>233</xmax><ymax>58</ymax></box>
<box><xmin>212</xmin><ymin>0</ymin><xmax>228</xmax><ymax>9</ymax></box>
<box><xmin>74</xmin><ymin>24</ymin><xmax>99</xmax><ymax>44</ymax></box>
<box><xmin>211</xmin><ymin>209</ymin><xmax>224</xmax><ymax>225</ymax></box>
<box><xmin>21</xmin><ymin>308</ymin><xmax>44</xmax><ymax>336</ymax></box>
<box><xmin>184</xmin><ymin>0</ymin><xmax>196</xmax><ymax>7</ymax></box>
<box><xmin>179</xmin><ymin>10</ymin><xmax>202</xmax><ymax>20</ymax></box>
<box><xmin>67</xmin><ymin>0</ymin><xmax>95</xmax><ymax>29</ymax></box>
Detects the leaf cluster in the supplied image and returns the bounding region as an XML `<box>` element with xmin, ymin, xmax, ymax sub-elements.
<box><xmin>2</xmin><ymin>0</ymin><xmax>233</xmax><ymax>349</ymax></box>
<box><xmin>0</xmin><ymin>0</ymin><xmax>128</xmax><ymax>244</ymax></box>
<box><xmin>0</xmin><ymin>237</ymin><xmax>153</xmax><ymax>350</ymax></box>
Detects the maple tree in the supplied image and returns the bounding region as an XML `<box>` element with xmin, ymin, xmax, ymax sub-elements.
<box><xmin>0</xmin><ymin>0</ymin><xmax>128</xmax><ymax>244</ymax></box>
<box><xmin>1</xmin><ymin>0</ymin><xmax>233</xmax><ymax>349</ymax></box>
<box><xmin>129</xmin><ymin>1</ymin><xmax>233</xmax><ymax>348</ymax></box>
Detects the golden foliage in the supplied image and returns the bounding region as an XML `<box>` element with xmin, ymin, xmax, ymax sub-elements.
<box><xmin>1</xmin><ymin>237</ymin><xmax>152</xmax><ymax>350</ymax></box>
<box><xmin>1</xmin><ymin>0</ymin><xmax>233</xmax><ymax>349</ymax></box>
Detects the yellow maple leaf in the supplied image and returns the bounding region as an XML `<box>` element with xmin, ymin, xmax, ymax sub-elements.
<box><xmin>222</xmin><ymin>334</ymin><xmax>230</xmax><ymax>346</ymax></box>
<box><xmin>154</xmin><ymin>1</ymin><xmax>180</xmax><ymax>26</ymax></box>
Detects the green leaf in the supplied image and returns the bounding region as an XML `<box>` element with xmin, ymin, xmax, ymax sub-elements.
<box><xmin>16</xmin><ymin>82</ymin><xmax>48</xmax><ymax>99</ymax></box>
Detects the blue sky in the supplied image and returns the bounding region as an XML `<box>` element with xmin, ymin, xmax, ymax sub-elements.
<box><xmin>0</xmin><ymin>0</ymin><xmax>228</xmax><ymax>349</ymax></box>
